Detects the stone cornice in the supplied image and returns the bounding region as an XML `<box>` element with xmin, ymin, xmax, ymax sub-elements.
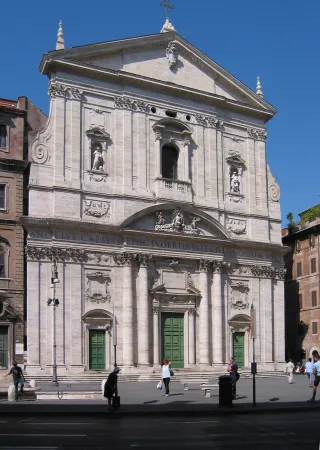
<box><xmin>20</xmin><ymin>216</ymin><xmax>287</xmax><ymax>254</ymax></box>
<box><xmin>41</xmin><ymin>59</ymin><xmax>274</xmax><ymax>120</ymax></box>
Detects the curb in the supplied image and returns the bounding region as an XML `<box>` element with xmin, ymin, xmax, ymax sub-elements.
<box><xmin>0</xmin><ymin>402</ymin><xmax>319</xmax><ymax>416</ymax></box>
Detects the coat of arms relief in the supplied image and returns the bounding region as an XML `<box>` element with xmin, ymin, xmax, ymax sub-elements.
<box><xmin>155</xmin><ymin>209</ymin><xmax>200</xmax><ymax>235</ymax></box>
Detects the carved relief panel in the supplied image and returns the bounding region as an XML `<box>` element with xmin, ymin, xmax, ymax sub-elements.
<box><xmin>85</xmin><ymin>270</ymin><xmax>111</xmax><ymax>304</ymax></box>
<box><xmin>229</xmin><ymin>280</ymin><xmax>250</xmax><ymax>312</ymax></box>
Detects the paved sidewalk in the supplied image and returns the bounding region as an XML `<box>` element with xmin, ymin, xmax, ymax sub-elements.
<box><xmin>0</xmin><ymin>374</ymin><xmax>319</xmax><ymax>416</ymax></box>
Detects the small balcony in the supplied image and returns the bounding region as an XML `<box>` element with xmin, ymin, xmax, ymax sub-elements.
<box><xmin>155</xmin><ymin>177</ymin><xmax>192</xmax><ymax>202</ymax></box>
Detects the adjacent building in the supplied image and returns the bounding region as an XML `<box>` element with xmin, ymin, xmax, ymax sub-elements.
<box><xmin>283</xmin><ymin>205</ymin><xmax>320</xmax><ymax>362</ymax></box>
<box><xmin>0</xmin><ymin>97</ymin><xmax>46</xmax><ymax>369</ymax></box>
<box><xmin>22</xmin><ymin>19</ymin><xmax>286</xmax><ymax>376</ymax></box>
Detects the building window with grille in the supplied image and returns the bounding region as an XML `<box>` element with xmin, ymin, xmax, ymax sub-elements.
<box><xmin>311</xmin><ymin>258</ymin><xmax>317</xmax><ymax>274</ymax></box>
<box><xmin>297</xmin><ymin>262</ymin><xmax>302</xmax><ymax>277</ymax></box>
<box><xmin>0</xmin><ymin>184</ymin><xmax>7</xmax><ymax>211</ymax></box>
<box><xmin>312</xmin><ymin>322</ymin><xmax>318</xmax><ymax>335</ymax></box>
<box><xmin>0</xmin><ymin>125</ymin><xmax>6</xmax><ymax>148</ymax></box>
<box><xmin>0</xmin><ymin>250</ymin><xmax>5</xmax><ymax>278</ymax></box>
<box><xmin>312</xmin><ymin>291</ymin><xmax>317</xmax><ymax>307</ymax></box>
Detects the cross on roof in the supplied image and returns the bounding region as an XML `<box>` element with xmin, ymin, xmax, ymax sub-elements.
<box><xmin>160</xmin><ymin>0</ymin><xmax>174</xmax><ymax>20</ymax></box>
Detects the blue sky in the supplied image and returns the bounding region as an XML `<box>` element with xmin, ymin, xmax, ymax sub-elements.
<box><xmin>1</xmin><ymin>0</ymin><xmax>319</xmax><ymax>223</ymax></box>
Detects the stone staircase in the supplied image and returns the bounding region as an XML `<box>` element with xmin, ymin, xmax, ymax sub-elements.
<box><xmin>24</xmin><ymin>369</ymin><xmax>286</xmax><ymax>384</ymax></box>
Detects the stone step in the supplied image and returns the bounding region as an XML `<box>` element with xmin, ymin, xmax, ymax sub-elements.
<box><xmin>24</xmin><ymin>370</ymin><xmax>286</xmax><ymax>383</ymax></box>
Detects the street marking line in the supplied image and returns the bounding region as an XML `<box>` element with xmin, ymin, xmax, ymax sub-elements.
<box><xmin>163</xmin><ymin>420</ymin><xmax>220</xmax><ymax>424</ymax></box>
<box><xmin>18</xmin><ymin>417</ymin><xmax>36</xmax><ymax>424</ymax></box>
<box><xmin>0</xmin><ymin>434</ymin><xmax>87</xmax><ymax>437</ymax></box>
<box><xmin>26</xmin><ymin>423</ymin><xmax>102</xmax><ymax>426</ymax></box>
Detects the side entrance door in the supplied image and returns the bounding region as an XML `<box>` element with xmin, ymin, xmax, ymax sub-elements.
<box><xmin>162</xmin><ymin>313</ymin><xmax>184</xmax><ymax>368</ymax></box>
<box><xmin>233</xmin><ymin>332</ymin><xmax>245</xmax><ymax>368</ymax></box>
<box><xmin>89</xmin><ymin>330</ymin><xmax>105</xmax><ymax>370</ymax></box>
<box><xmin>0</xmin><ymin>326</ymin><xmax>8</xmax><ymax>369</ymax></box>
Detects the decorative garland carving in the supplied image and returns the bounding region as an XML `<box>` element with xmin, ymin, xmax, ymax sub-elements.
<box><xmin>195</xmin><ymin>114</ymin><xmax>223</xmax><ymax>129</ymax></box>
<box><xmin>84</xmin><ymin>200</ymin><xmax>111</xmax><ymax>218</ymax></box>
<box><xmin>226</xmin><ymin>218</ymin><xmax>247</xmax><ymax>235</ymax></box>
<box><xmin>114</xmin><ymin>96</ymin><xmax>149</xmax><ymax>112</ymax></box>
<box><xmin>247</xmin><ymin>128</ymin><xmax>267</xmax><ymax>141</ymax></box>
<box><xmin>48</xmin><ymin>82</ymin><xmax>83</xmax><ymax>100</ymax></box>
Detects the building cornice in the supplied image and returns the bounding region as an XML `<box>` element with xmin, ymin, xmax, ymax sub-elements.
<box><xmin>21</xmin><ymin>215</ymin><xmax>285</xmax><ymax>254</ymax></box>
<box><xmin>42</xmin><ymin>58</ymin><xmax>274</xmax><ymax>120</ymax></box>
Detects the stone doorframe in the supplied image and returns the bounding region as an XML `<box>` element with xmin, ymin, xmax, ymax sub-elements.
<box><xmin>152</xmin><ymin>295</ymin><xmax>198</xmax><ymax>368</ymax></box>
<box><xmin>0</xmin><ymin>321</ymin><xmax>12</xmax><ymax>369</ymax></box>
<box><xmin>228</xmin><ymin>314</ymin><xmax>250</xmax><ymax>368</ymax></box>
<box><xmin>82</xmin><ymin>309</ymin><xmax>113</xmax><ymax>371</ymax></box>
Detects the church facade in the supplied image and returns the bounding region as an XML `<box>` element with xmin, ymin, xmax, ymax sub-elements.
<box><xmin>22</xmin><ymin>21</ymin><xmax>286</xmax><ymax>375</ymax></box>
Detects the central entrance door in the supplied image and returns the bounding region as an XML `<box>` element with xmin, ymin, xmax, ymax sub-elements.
<box><xmin>0</xmin><ymin>326</ymin><xmax>8</xmax><ymax>369</ymax></box>
<box><xmin>89</xmin><ymin>330</ymin><xmax>105</xmax><ymax>370</ymax></box>
<box><xmin>233</xmin><ymin>332</ymin><xmax>245</xmax><ymax>368</ymax></box>
<box><xmin>162</xmin><ymin>313</ymin><xmax>184</xmax><ymax>368</ymax></box>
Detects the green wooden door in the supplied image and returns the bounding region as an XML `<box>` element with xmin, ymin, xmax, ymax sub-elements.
<box><xmin>162</xmin><ymin>313</ymin><xmax>184</xmax><ymax>368</ymax></box>
<box><xmin>233</xmin><ymin>332</ymin><xmax>245</xmax><ymax>368</ymax></box>
<box><xmin>89</xmin><ymin>330</ymin><xmax>106</xmax><ymax>370</ymax></box>
<box><xmin>0</xmin><ymin>327</ymin><xmax>8</xmax><ymax>369</ymax></box>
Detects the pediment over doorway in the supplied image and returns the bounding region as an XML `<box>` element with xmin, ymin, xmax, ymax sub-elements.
<box><xmin>122</xmin><ymin>205</ymin><xmax>229</xmax><ymax>239</ymax></box>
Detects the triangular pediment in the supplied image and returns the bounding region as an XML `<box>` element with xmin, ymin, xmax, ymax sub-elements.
<box><xmin>41</xmin><ymin>32</ymin><xmax>275</xmax><ymax>114</ymax></box>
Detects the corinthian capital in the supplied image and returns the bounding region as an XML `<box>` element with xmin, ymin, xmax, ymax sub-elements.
<box><xmin>137</xmin><ymin>253</ymin><xmax>152</xmax><ymax>268</ymax></box>
<box><xmin>198</xmin><ymin>259</ymin><xmax>210</xmax><ymax>272</ymax></box>
<box><xmin>113</xmin><ymin>252</ymin><xmax>135</xmax><ymax>266</ymax></box>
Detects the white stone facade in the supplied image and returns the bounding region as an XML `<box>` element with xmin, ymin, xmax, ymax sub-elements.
<box><xmin>23</xmin><ymin>30</ymin><xmax>286</xmax><ymax>374</ymax></box>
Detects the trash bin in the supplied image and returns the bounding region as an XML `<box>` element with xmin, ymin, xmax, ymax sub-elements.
<box><xmin>219</xmin><ymin>375</ymin><xmax>233</xmax><ymax>407</ymax></box>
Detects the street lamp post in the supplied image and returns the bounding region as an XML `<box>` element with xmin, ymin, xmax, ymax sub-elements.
<box><xmin>250</xmin><ymin>303</ymin><xmax>257</xmax><ymax>407</ymax></box>
<box><xmin>48</xmin><ymin>258</ymin><xmax>60</xmax><ymax>386</ymax></box>
<box><xmin>113</xmin><ymin>313</ymin><xmax>117</xmax><ymax>368</ymax></box>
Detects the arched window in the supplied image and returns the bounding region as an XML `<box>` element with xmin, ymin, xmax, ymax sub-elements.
<box><xmin>162</xmin><ymin>145</ymin><xmax>178</xmax><ymax>180</ymax></box>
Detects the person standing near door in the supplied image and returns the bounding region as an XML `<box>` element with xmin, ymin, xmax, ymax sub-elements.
<box><xmin>227</xmin><ymin>357</ymin><xmax>239</xmax><ymax>400</ymax></box>
<box><xmin>104</xmin><ymin>367</ymin><xmax>121</xmax><ymax>411</ymax></box>
<box><xmin>162</xmin><ymin>358</ymin><xmax>171</xmax><ymax>397</ymax></box>
<box><xmin>5</xmin><ymin>361</ymin><xmax>25</xmax><ymax>401</ymax></box>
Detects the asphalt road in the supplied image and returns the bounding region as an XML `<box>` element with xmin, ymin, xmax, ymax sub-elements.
<box><xmin>0</xmin><ymin>411</ymin><xmax>319</xmax><ymax>449</ymax></box>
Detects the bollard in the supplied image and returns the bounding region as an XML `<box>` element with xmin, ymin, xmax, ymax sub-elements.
<box><xmin>218</xmin><ymin>375</ymin><xmax>233</xmax><ymax>407</ymax></box>
<box><xmin>30</xmin><ymin>380</ymin><xmax>37</xmax><ymax>389</ymax></box>
<box><xmin>101</xmin><ymin>379</ymin><xmax>107</xmax><ymax>399</ymax></box>
<box><xmin>8</xmin><ymin>385</ymin><xmax>15</xmax><ymax>402</ymax></box>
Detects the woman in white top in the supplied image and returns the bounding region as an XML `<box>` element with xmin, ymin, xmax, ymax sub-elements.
<box><xmin>162</xmin><ymin>358</ymin><xmax>171</xmax><ymax>396</ymax></box>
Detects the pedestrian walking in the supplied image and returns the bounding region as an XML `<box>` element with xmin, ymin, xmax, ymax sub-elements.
<box><xmin>103</xmin><ymin>367</ymin><xmax>121</xmax><ymax>411</ymax></box>
<box><xmin>227</xmin><ymin>357</ymin><xmax>239</xmax><ymax>399</ymax></box>
<box><xmin>308</xmin><ymin>353</ymin><xmax>320</xmax><ymax>402</ymax></box>
<box><xmin>4</xmin><ymin>361</ymin><xmax>25</xmax><ymax>401</ymax></box>
<box><xmin>286</xmin><ymin>359</ymin><xmax>295</xmax><ymax>384</ymax></box>
<box><xmin>162</xmin><ymin>358</ymin><xmax>171</xmax><ymax>397</ymax></box>
<box><xmin>305</xmin><ymin>358</ymin><xmax>314</xmax><ymax>387</ymax></box>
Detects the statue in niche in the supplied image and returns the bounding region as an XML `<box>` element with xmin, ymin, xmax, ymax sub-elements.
<box><xmin>92</xmin><ymin>143</ymin><xmax>104</xmax><ymax>172</ymax></box>
<box><xmin>230</xmin><ymin>170</ymin><xmax>240</xmax><ymax>194</ymax></box>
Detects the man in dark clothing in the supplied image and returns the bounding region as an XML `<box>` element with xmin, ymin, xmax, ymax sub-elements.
<box><xmin>5</xmin><ymin>361</ymin><xmax>25</xmax><ymax>401</ymax></box>
<box><xmin>104</xmin><ymin>367</ymin><xmax>120</xmax><ymax>411</ymax></box>
<box><xmin>227</xmin><ymin>357</ymin><xmax>239</xmax><ymax>399</ymax></box>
